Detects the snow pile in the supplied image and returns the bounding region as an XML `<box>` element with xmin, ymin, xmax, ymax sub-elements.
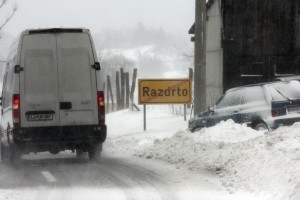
<box><xmin>106</xmin><ymin>108</ymin><xmax>300</xmax><ymax>199</ymax></box>
<box><xmin>192</xmin><ymin>119</ymin><xmax>264</xmax><ymax>143</ymax></box>
<box><xmin>134</xmin><ymin>124</ymin><xmax>300</xmax><ymax>199</ymax></box>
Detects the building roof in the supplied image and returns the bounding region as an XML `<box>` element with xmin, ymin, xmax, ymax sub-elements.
<box><xmin>189</xmin><ymin>24</ymin><xmax>195</xmax><ymax>34</ymax></box>
<box><xmin>189</xmin><ymin>0</ymin><xmax>216</xmax><ymax>34</ymax></box>
<box><xmin>207</xmin><ymin>0</ymin><xmax>215</xmax><ymax>9</ymax></box>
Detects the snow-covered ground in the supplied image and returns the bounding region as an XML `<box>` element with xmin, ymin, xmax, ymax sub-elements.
<box><xmin>105</xmin><ymin>106</ymin><xmax>300</xmax><ymax>200</ymax></box>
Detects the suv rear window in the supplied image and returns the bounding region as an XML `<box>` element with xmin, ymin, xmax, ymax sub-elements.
<box><xmin>269</xmin><ymin>81</ymin><xmax>300</xmax><ymax>101</ymax></box>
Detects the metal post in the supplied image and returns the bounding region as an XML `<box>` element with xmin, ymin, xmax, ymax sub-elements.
<box><xmin>184</xmin><ymin>105</ymin><xmax>187</xmax><ymax>121</ymax></box>
<box><xmin>194</xmin><ymin>0</ymin><xmax>207</xmax><ymax>115</ymax></box>
<box><xmin>144</xmin><ymin>104</ymin><xmax>146</xmax><ymax>131</ymax></box>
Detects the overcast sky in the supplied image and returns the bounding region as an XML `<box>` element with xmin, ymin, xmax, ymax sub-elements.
<box><xmin>3</xmin><ymin>0</ymin><xmax>195</xmax><ymax>38</ymax></box>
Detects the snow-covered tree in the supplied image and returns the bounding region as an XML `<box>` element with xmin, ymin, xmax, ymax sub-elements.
<box><xmin>0</xmin><ymin>0</ymin><xmax>17</xmax><ymax>35</ymax></box>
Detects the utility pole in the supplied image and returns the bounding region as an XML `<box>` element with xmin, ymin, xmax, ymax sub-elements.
<box><xmin>194</xmin><ymin>0</ymin><xmax>207</xmax><ymax>115</ymax></box>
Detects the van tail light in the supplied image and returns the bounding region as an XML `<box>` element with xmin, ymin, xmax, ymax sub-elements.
<box><xmin>97</xmin><ymin>91</ymin><xmax>105</xmax><ymax>125</ymax></box>
<box><xmin>12</xmin><ymin>94</ymin><xmax>21</xmax><ymax>128</ymax></box>
<box><xmin>271</xmin><ymin>109</ymin><xmax>278</xmax><ymax>117</ymax></box>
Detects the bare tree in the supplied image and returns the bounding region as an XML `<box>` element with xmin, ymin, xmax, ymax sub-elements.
<box><xmin>0</xmin><ymin>0</ymin><xmax>17</xmax><ymax>81</ymax></box>
<box><xmin>0</xmin><ymin>0</ymin><xmax>17</xmax><ymax>32</ymax></box>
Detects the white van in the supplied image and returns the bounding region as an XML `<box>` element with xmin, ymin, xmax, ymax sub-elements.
<box><xmin>0</xmin><ymin>28</ymin><xmax>106</xmax><ymax>164</ymax></box>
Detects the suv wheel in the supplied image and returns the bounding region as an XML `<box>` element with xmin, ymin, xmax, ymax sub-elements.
<box><xmin>254</xmin><ymin>122</ymin><xmax>268</xmax><ymax>131</ymax></box>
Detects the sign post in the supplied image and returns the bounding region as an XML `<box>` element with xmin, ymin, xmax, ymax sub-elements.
<box><xmin>138</xmin><ymin>79</ymin><xmax>192</xmax><ymax>131</ymax></box>
<box><xmin>144</xmin><ymin>105</ymin><xmax>146</xmax><ymax>131</ymax></box>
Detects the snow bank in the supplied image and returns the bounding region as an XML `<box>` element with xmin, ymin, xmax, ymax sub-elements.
<box><xmin>106</xmin><ymin>108</ymin><xmax>300</xmax><ymax>199</ymax></box>
<box><xmin>192</xmin><ymin>119</ymin><xmax>264</xmax><ymax>143</ymax></box>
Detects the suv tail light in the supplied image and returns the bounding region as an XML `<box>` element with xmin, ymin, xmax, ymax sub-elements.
<box><xmin>12</xmin><ymin>94</ymin><xmax>21</xmax><ymax>128</ymax></box>
<box><xmin>271</xmin><ymin>109</ymin><xmax>278</xmax><ymax>117</ymax></box>
<box><xmin>97</xmin><ymin>91</ymin><xmax>105</xmax><ymax>125</ymax></box>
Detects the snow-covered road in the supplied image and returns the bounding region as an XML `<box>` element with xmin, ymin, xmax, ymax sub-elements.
<box><xmin>1</xmin><ymin>106</ymin><xmax>300</xmax><ymax>200</ymax></box>
<box><xmin>0</xmin><ymin>152</ymin><xmax>181</xmax><ymax>200</ymax></box>
<box><xmin>0</xmin><ymin>153</ymin><xmax>175</xmax><ymax>199</ymax></box>
<box><xmin>0</xmin><ymin>152</ymin><xmax>254</xmax><ymax>200</ymax></box>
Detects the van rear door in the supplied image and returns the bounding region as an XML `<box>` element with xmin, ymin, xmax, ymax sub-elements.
<box><xmin>20</xmin><ymin>34</ymin><xmax>60</xmax><ymax>127</ymax></box>
<box><xmin>57</xmin><ymin>33</ymin><xmax>98</xmax><ymax>126</ymax></box>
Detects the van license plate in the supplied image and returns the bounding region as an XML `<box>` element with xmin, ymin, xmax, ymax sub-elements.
<box><xmin>287</xmin><ymin>107</ymin><xmax>300</xmax><ymax>114</ymax></box>
<box><xmin>27</xmin><ymin>114</ymin><xmax>53</xmax><ymax>121</ymax></box>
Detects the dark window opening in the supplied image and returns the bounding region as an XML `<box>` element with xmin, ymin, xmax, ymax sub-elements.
<box><xmin>274</xmin><ymin>63</ymin><xmax>296</xmax><ymax>76</ymax></box>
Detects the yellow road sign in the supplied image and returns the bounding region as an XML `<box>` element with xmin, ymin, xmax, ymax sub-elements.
<box><xmin>138</xmin><ymin>79</ymin><xmax>192</xmax><ymax>104</ymax></box>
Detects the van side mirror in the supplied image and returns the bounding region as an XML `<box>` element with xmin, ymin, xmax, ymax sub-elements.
<box><xmin>0</xmin><ymin>97</ymin><xmax>2</xmax><ymax>106</ymax></box>
<box><xmin>92</xmin><ymin>62</ymin><xmax>101</xmax><ymax>71</ymax></box>
<box><xmin>14</xmin><ymin>65</ymin><xmax>24</xmax><ymax>73</ymax></box>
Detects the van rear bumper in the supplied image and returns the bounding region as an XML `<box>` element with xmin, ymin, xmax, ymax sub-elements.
<box><xmin>12</xmin><ymin>125</ymin><xmax>107</xmax><ymax>153</ymax></box>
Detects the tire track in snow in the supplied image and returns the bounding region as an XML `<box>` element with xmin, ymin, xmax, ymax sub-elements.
<box><xmin>32</xmin><ymin>157</ymin><xmax>134</xmax><ymax>200</ymax></box>
<box><xmin>94</xmin><ymin>156</ymin><xmax>179</xmax><ymax>200</ymax></box>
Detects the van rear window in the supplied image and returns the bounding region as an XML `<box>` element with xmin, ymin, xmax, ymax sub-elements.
<box><xmin>29</xmin><ymin>29</ymin><xmax>83</xmax><ymax>34</ymax></box>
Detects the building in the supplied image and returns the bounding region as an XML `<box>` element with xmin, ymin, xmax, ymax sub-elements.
<box><xmin>190</xmin><ymin>0</ymin><xmax>300</xmax><ymax>106</ymax></box>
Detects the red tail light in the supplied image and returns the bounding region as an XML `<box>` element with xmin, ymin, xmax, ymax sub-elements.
<box><xmin>97</xmin><ymin>91</ymin><xmax>105</xmax><ymax>125</ymax></box>
<box><xmin>271</xmin><ymin>109</ymin><xmax>278</xmax><ymax>117</ymax></box>
<box><xmin>13</xmin><ymin>94</ymin><xmax>21</xmax><ymax>128</ymax></box>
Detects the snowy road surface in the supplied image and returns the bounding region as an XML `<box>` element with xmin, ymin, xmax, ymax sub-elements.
<box><xmin>0</xmin><ymin>152</ymin><xmax>250</xmax><ymax>200</ymax></box>
<box><xmin>1</xmin><ymin>107</ymin><xmax>299</xmax><ymax>199</ymax></box>
<box><xmin>0</xmin><ymin>152</ymin><xmax>178</xmax><ymax>200</ymax></box>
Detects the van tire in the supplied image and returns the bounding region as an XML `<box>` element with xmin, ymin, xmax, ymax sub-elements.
<box><xmin>88</xmin><ymin>143</ymin><xmax>102</xmax><ymax>161</ymax></box>
<box><xmin>0</xmin><ymin>144</ymin><xmax>9</xmax><ymax>163</ymax></box>
<box><xmin>9</xmin><ymin>145</ymin><xmax>21</xmax><ymax>167</ymax></box>
<box><xmin>76</xmin><ymin>149</ymin><xmax>87</xmax><ymax>159</ymax></box>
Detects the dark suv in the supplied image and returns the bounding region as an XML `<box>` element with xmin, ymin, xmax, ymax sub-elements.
<box><xmin>189</xmin><ymin>81</ymin><xmax>300</xmax><ymax>132</ymax></box>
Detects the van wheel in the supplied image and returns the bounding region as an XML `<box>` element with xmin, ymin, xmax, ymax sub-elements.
<box><xmin>76</xmin><ymin>149</ymin><xmax>87</xmax><ymax>159</ymax></box>
<box><xmin>9</xmin><ymin>145</ymin><xmax>21</xmax><ymax>167</ymax></box>
<box><xmin>88</xmin><ymin>143</ymin><xmax>102</xmax><ymax>161</ymax></box>
<box><xmin>0</xmin><ymin>144</ymin><xmax>9</xmax><ymax>163</ymax></box>
<box><xmin>254</xmin><ymin>122</ymin><xmax>268</xmax><ymax>131</ymax></box>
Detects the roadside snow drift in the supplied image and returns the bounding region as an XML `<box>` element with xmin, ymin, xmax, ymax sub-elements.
<box><xmin>106</xmin><ymin>107</ymin><xmax>300</xmax><ymax>199</ymax></box>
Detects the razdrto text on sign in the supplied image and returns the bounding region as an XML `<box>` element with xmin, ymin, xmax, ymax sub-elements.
<box><xmin>138</xmin><ymin>79</ymin><xmax>192</xmax><ymax>104</ymax></box>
